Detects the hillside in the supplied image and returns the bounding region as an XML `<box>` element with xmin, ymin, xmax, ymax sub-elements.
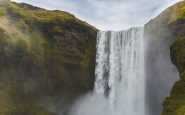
<box><xmin>145</xmin><ymin>0</ymin><xmax>185</xmax><ymax>115</ymax></box>
<box><xmin>0</xmin><ymin>0</ymin><xmax>97</xmax><ymax>114</ymax></box>
<box><xmin>162</xmin><ymin>1</ymin><xmax>185</xmax><ymax>114</ymax></box>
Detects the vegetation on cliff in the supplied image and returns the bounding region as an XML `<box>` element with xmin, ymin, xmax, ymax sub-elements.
<box><xmin>0</xmin><ymin>0</ymin><xmax>97</xmax><ymax>114</ymax></box>
<box><xmin>160</xmin><ymin>1</ymin><xmax>185</xmax><ymax>115</ymax></box>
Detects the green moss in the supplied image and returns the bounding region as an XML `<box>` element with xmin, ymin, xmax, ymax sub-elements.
<box><xmin>147</xmin><ymin>1</ymin><xmax>185</xmax><ymax>114</ymax></box>
<box><xmin>175</xmin><ymin>105</ymin><xmax>185</xmax><ymax>115</ymax></box>
<box><xmin>167</xmin><ymin>1</ymin><xmax>185</xmax><ymax>24</ymax></box>
<box><xmin>0</xmin><ymin>7</ymin><xmax>6</xmax><ymax>16</ymax></box>
<box><xmin>0</xmin><ymin>0</ymin><xmax>98</xmax><ymax>114</ymax></box>
<box><xmin>7</xmin><ymin>1</ymin><xmax>97</xmax><ymax>31</ymax></box>
<box><xmin>162</xmin><ymin>24</ymin><xmax>185</xmax><ymax>115</ymax></box>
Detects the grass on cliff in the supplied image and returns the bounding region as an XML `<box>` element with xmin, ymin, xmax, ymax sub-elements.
<box><xmin>0</xmin><ymin>7</ymin><xmax>6</xmax><ymax>16</ymax></box>
<box><xmin>0</xmin><ymin>1</ymin><xmax>97</xmax><ymax>114</ymax></box>
<box><xmin>167</xmin><ymin>1</ymin><xmax>185</xmax><ymax>24</ymax></box>
<box><xmin>7</xmin><ymin>1</ymin><xmax>97</xmax><ymax>31</ymax></box>
<box><xmin>163</xmin><ymin>35</ymin><xmax>185</xmax><ymax>115</ymax></box>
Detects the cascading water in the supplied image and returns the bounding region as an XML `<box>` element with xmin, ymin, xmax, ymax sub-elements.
<box><xmin>95</xmin><ymin>27</ymin><xmax>145</xmax><ymax>115</ymax></box>
<box><xmin>70</xmin><ymin>27</ymin><xmax>146</xmax><ymax>115</ymax></box>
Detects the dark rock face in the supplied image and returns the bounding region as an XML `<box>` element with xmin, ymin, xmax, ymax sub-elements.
<box><xmin>0</xmin><ymin>0</ymin><xmax>97</xmax><ymax>114</ymax></box>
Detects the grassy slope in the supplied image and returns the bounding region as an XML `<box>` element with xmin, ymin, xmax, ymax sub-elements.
<box><xmin>0</xmin><ymin>0</ymin><xmax>97</xmax><ymax>114</ymax></box>
<box><xmin>144</xmin><ymin>1</ymin><xmax>185</xmax><ymax>114</ymax></box>
<box><xmin>161</xmin><ymin>1</ymin><xmax>185</xmax><ymax>115</ymax></box>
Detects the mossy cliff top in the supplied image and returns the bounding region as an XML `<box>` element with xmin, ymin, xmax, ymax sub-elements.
<box><xmin>0</xmin><ymin>0</ymin><xmax>98</xmax><ymax>114</ymax></box>
<box><xmin>145</xmin><ymin>0</ymin><xmax>185</xmax><ymax>41</ymax></box>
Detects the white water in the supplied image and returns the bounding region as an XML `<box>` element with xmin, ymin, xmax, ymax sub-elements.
<box><xmin>70</xmin><ymin>27</ymin><xmax>146</xmax><ymax>115</ymax></box>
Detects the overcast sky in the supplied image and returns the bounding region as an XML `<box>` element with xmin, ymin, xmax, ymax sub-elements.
<box><xmin>11</xmin><ymin>0</ymin><xmax>181</xmax><ymax>30</ymax></box>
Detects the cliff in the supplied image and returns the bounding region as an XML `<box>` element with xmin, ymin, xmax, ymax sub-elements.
<box><xmin>0</xmin><ymin>0</ymin><xmax>97</xmax><ymax>114</ymax></box>
<box><xmin>145</xmin><ymin>0</ymin><xmax>185</xmax><ymax>115</ymax></box>
<box><xmin>162</xmin><ymin>1</ymin><xmax>185</xmax><ymax>115</ymax></box>
<box><xmin>144</xmin><ymin>1</ymin><xmax>180</xmax><ymax>115</ymax></box>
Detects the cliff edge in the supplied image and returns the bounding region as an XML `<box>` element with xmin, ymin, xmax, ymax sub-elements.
<box><xmin>0</xmin><ymin>0</ymin><xmax>97</xmax><ymax>114</ymax></box>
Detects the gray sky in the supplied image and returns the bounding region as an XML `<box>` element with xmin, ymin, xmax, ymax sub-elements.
<box><xmin>11</xmin><ymin>0</ymin><xmax>181</xmax><ymax>30</ymax></box>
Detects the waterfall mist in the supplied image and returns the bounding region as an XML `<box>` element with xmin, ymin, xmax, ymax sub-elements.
<box><xmin>69</xmin><ymin>23</ymin><xmax>179</xmax><ymax>115</ymax></box>
<box><xmin>69</xmin><ymin>27</ymin><xmax>146</xmax><ymax>115</ymax></box>
<box><xmin>144</xmin><ymin>23</ymin><xmax>179</xmax><ymax>115</ymax></box>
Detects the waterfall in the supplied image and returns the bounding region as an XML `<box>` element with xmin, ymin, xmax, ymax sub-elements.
<box><xmin>70</xmin><ymin>27</ymin><xmax>146</xmax><ymax>115</ymax></box>
<box><xmin>95</xmin><ymin>27</ymin><xmax>145</xmax><ymax>115</ymax></box>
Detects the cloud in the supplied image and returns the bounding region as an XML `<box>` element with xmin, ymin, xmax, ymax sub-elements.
<box><xmin>11</xmin><ymin>0</ymin><xmax>182</xmax><ymax>30</ymax></box>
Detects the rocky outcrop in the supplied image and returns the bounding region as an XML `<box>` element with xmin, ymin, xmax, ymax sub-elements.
<box><xmin>0</xmin><ymin>0</ymin><xmax>97</xmax><ymax>114</ymax></box>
